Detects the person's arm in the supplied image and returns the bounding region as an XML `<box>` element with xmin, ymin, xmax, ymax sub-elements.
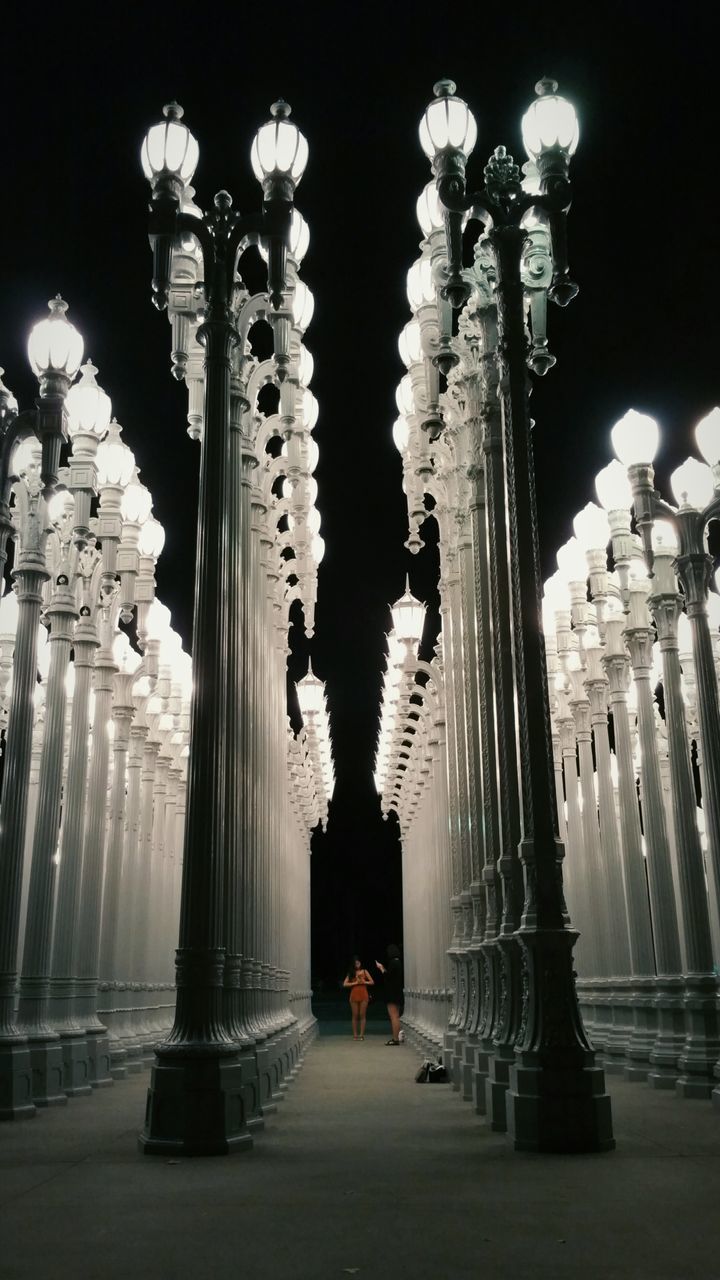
<box><xmin>343</xmin><ymin>976</ymin><xmax>355</xmax><ymax>987</ymax></box>
<box><xmin>364</xmin><ymin>970</ymin><xmax>374</xmax><ymax>986</ymax></box>
<box><xmin>375</xmin><ymin>961</ymin><xmax>386</xmax><ymax>974</ymax></box>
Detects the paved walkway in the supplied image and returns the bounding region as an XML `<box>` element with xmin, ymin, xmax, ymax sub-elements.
<box><xmin>2</xmin><ymin>1027</ymin><xmax>720</xmax><ymax>1280</ymax></box>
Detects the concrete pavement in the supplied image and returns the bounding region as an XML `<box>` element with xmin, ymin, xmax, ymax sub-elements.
<box><xmin>1</xmin><ymin>1026</ymin><xmax>720</xmax><ymax>1279</ymax></box>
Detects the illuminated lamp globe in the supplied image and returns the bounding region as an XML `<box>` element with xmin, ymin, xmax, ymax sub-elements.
<box><xmin>521</xmin><ymin>78</ymin><xmax>579</xmax><ymax>162</ymax></box>
<box><xmin>391</xmin><ymin>579</ymin><xmax>425</xmax><ymax>646</ymax></box>
<box><xmin>651</xmin><ymin>519</ymin><xmax>679</xmax><ymax>554</ymax></box>
<box><xmin>96</xmin><ymin>422</ymin><xmax>135</xmax><ymax>488</ymax></box>
<box><xmin>10</xmin><ymin>436</ymin><xmax>41</xmax><ymax>477</ymax></box>
<box><xmin>695</xmin><ymin>408</ymin><xmax>720</xmax><ymax>468</ymax></box>
<box><xmin>37</xmin><ymin>625</ymin><xmax>51</xmax><ymax>681</ymax></box>
<box><xmin>595</xmin><ymin>459</ymin><xmax>633</xmax><ymax>512</ymax></box>
<box><xmin>145</xmin><ymin>598</ymin><xmax>172</xmax><ymax>643</ymax></box>
<box><xmin>28</xmin><ymin>296</ymin><xmax>84</xmax><ymax>384</ymax></box>
<box><xmin>112</xmin><ymin>631</ymin><xmax>142</xmax><ymax>674</ymax></box>
<box><xmin>66</xmin><ymin>361</ymin><xmax>111</xmax><ymax>440</ymax></box>
<box><xmin>297</xmin><ymin>345</ymin><xmax>314</xmax><ymax>387</ymax></box>
<box><xmin>611</xmin><ymin>409</ymin><xmax>659</xmax><ymax>467</ymax></box>
<box><xmin>573</xmin><ymin>501</ymin><xmax>610</xmax><ymax>553</ymax></box>
<box><xmin>141</xmin><ymin>102</ymin><xmax>199</xmax><ymax>187</ymax></box>
<box><xmin>307</xmin><ymin>507</ymin><xmax>322</xmax><ymax>536</ymax></box>
<box><xmin>121</xmin><ymin>472</ymin><xmax>153</xmax><ymax>525</ymax></box>
<box><xmin>311</xmin><ymin>534</ymin><xmax>325</xmax><ymax>564</ymax></box>
<box><xmin>297</xmin><ymin>661</ymin><xmax>325</xmax><ymax>716</ymax></box>
<box><xmin>139</xmin><ymin>515</ymin><xmax>166</xmax><ymax>559</ymax></box>
<box><xmin>670</xmin><ymin>457</ymin><xmax>714</xmax><ymax>511</ymax></box>
<box><xmin>251</xmin><ymin>101</ymin><xmax>308</xmax><ymax>189</ymax></box>
<box><xmin>399</xmin><ymin>320</ymin><xmax>423</xmax><ymax>369</ymax></box>
<box><xmin>419</xmin><ymin>80</ymin><xmax>477</xmax><ymax>159</ymax></box>
<box><xmin>393</xmin><ymin>416</ymin><xmax>410</xmax><ymax>454</ymax></box>
<box><xmin>160</xmin><ymin>626</ymin><xmax>184</xmax><ymax>668</ymax></box>
<box><xmin>301</xmin><ymin>388</ymin><xmax>319</xmax><ymax>430</ymax></box>
<box><xmin>48</xmin><ymin>489</ymin><xmax>73</xmax><ymax>527</ymax></box>
<box><xmin>556</xmin><ymin>536</ymin><xmax>588</xmax><ymax>584</ymax></box>
<box><xmin>416</xmin><ymin>182</ymin><xmax>445</xmax><ymax>236</ymax></box>
<box><xmin>543</xmin><ymin>570</ymin><xmax>571</xmax><ymax>615</ymax></box>
<box><xmin>306</xmin><ymin>437</ymin><xmax>319</xmax><ymax>473</ymax></box>
<box><xmin>406</xmin><ymin>257</ymin><xmax>436</xmax><ymax>312</ymax></box>
<box><xmin>395</xmin><ymin>376</ymin><xmax>415</xmax><ymax>418</ymax></box>
<box><xmin>175</xmin><ymin>650</ymin><xmax>193</xmax><ymax>697</ymax></box>
<box><xmin>291</xmin><ymin>281</ymin><xmax>314</xmax><ymax>331</ymax></box>
<box><xmin>258</xmin><ymin>208</ymin><xmax>310</xmax><ymax>265</ymax></box>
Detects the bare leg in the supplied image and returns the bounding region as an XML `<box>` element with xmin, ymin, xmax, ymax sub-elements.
<box><xmin>359</xmin><ymin>1001</ymin><xmax>368</xmax><ymax>1038</ymax></box>
<box><xmin>351</xmin><ymin>1003</ymin><xmax>359</xmax><ymax>1038</ymax></box>
<box><xmin>387</xmin><ymin>1003</ymin><xmax>401</xmax><ymax>1041</ymax></box>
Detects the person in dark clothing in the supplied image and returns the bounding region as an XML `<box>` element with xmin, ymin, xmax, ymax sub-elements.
<box><xmin>375</xmin><ymin>944</ymin><xmax>404</xmax><ymax>1045</ymax></box>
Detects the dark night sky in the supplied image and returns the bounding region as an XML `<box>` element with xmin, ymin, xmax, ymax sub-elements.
<box><xmin>3</xmin><ymin>1</ymin><xmax>719</xmax><ymax>986</ymax></box>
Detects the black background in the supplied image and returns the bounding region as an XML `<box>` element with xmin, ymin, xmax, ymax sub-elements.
<box><xmin>3</xmin><ymin>1</ymin><xmax>718</xmax><ymax>992</ymax></box>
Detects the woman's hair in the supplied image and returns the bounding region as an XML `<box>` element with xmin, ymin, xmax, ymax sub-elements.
<box><xmin>387</xmin><ymin>944</ymin><xmax>401</xmax><ymax>961</ymax></box>
<box><xmin>347</xmin><ymin>955</ymin><xmax>362</xmax><ymax>980</ymax></box>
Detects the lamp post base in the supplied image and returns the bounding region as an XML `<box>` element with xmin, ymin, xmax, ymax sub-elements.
<box><xmin>506</xmin><ymin>928</ymin><xmax>615</xmax><ymax>1153</ymax></box>
<box><xmin>139</xmin><ymin>1048</ymin><xmax>253</xmax><ymax>1156</ymax></box>
<box><xmin>0</xmin><ymin>1042</ymin><xmax>36</xmax><ymax>1120</ymax></box>
<box><xmin>28</xmin><ymin>1037</ymin><xmax>67</xmax><ymax>1106</ymax></box>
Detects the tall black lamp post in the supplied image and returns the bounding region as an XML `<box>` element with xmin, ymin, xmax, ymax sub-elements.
<box><xmin>420</xmin><ymin>77</ymin><xmax>614</xmax><ymax>1152</ymax></box>
<box><xmin>139</xmin><ymin>100</ymin><xmax>307</xmax><ymax>1155</ymax></box>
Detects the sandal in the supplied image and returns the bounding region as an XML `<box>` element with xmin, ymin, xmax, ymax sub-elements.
<box><xmin>386</xmin><ymin>1039</ymin><xmax>400</xmax><ymax>1045</ymax></box>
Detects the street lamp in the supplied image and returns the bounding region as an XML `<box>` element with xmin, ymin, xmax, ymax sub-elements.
<box><xmin>612</xmin><ymin>407</ymin><xmax>720</xmax><ymax>1101</ymax></box>
<box><xmin>0</xmin><ymin>298</ymin><xmax>83</xmax><ymax>1120</ymax></box>
<box><xmin>420</xmin><ymin>76</ymin><xmax>613</xmax><ymax>1152</ymax></box>
<box><xmin>140</xmin><ymin>97</ymin><xmax>309</xmax><ymax>1155</ymax></box>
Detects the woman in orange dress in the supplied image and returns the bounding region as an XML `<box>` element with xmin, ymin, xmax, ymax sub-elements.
<box><xmin>343</xmin><ymin>956</ymin><xmax>374</xmax><ymax>1040</ymax></box>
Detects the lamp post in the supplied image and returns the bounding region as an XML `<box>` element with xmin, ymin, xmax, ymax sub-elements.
<box><xmin>612</xmin><ymin>408</ymin><xmax>720</xmax><ymax>1100</ymax></box>
<box><xmin>421</xmin><ymin>78</ymin><xmax>613</xmax><ymax>1151</ymax></box>
<box><xmin>0</xmin><ymin>298</ymin><xmax>83</xmax><ymax>1120</ymax></box>
<box><xmin>140</xmin><ymin>99</ymin><xmax>308</xmax><ymax>1154</ymax></box>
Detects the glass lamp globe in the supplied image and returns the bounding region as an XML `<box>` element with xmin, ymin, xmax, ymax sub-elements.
<box><xmin>251</xmin><ymin>101</ymin><xmax>308</xmax><ymax>188</ymax></box>
<box><xmin>112</xmin><ymin>631</ymin><xmax>142</xmax><ymax>674</ymax></box>
<box><xmin>297</xmin><ymin>662</ymin><xmax>325</xmax><ymax>716</ymax></box>
<box><xmin>160</xmin><ymin>626</ymin><xmax>184</xmax><ymax>668</ymax></box>
<box><xmin>521</xmin><ymin>79</ymin><xmax>579</xmax><ymax>162</ymax></box>
<box><xmin>296</xmin><ymin>345</ymin><xmax>314</xmax><ymax>387</ymax></box>
<box><xmin>145</xmin><ymin>598</ymin><xmax>172</xmax><ymax>642</ymax></box>
<box><xmin>416</xmin><ymin>182</ymin><xmax>445</xmax><ymax>236</ymax></box>
<box><xmin>47</xmin><ymin>488</ymin><xmax>73</xmax><ymax>527</ymax></box>
<box><xmin>670</xmin><ymin>457</ymin><xmax>714</xmax><ymax>510</ymax></box>
<box><xmin>306</xmin><ymin>436</ymin><xmax>319</xmax><ymax>474</ymax></box>
<box><xmin>259</xmin><ymin>208</ymin><xmax>310</xmax><ymax>265</ymax></box>
<box><xmin>301</xmin><ymin>388</ymin><xmax>319</xmax><ymax>431</ymax></box>
<box><xmin>556</xmin><ymin>536</ymin><xmax>588</xmax><ymax>584</ymax></box>
<box><xmin>695</xmin><ymin>408</ymin><xmax>720</xmax><ymax>468</ymax></box>
<box><xmin>611</xmin><ymin>409</ymin><xmax>659</xmax><ymax>467</ymax></box>
<box><xmin>419</xmin><ymin>80</ymin><xmax>477</xmax><ymax>159</ymax></box>
<box><xmin>10</xmin><ymin>435</ymin><xmax>42</xmax><ymax>478</ymax></box>
<box><xmin>141</xmin><ymin>102</ymin><xmax>199</xmax><ymax>186</ymax></box>
<box><xmin>139</xmin><ymin>515</ymin><xmax>166</xmax><ymax>559</ymax></box>
<box><xmin>28</xmin><ymin>296</ymin><xmax>84</xmax><ymax>383</ymax></box>
<box><xmin>66</xmin><ymin>361</ymin><xmax>112</xmax><ymax>440</ymax></box>
<box><xmin>393</xmin><ymin>416</ymin><xmax>410</xmax><ymax>454</ymax></box>
<box><xmin>306</xmin><ymin>507</ymin><xmax>321</xmax><ymax>536</ymax></box>
<box><xmin>391</xmin><ymin>580</ymin><xmax>425</xmax><ymax>646</ymax></box>
<box><xmin>406</xmin><ymin>257</ymin><xmax>436</xmax><ymax>311</ymax></box>
<box><xmin>573</xmin><ymin>501</ymin><xmax>610</xmax><ymax>553</ymax></box>
<box><xmin>121</xmin><ymin>473</ymin><xmax>153</xmax><ymax>525</ymax></box>
<box><xmin>651</xmin><ymin>519</ymin><xmax>679</xmax><ymax>553</ymax></box>
<box><xmin>291</xmin><ymin>281</ymin><xmax>314</xmax><ymax>331</ymax></box>
<box><xmin>595</xmin><ymin>459</ymin><xmax>633</xmax><ymax>512</ymax></box>
<box><xmin>175</xmin><ymin>650</ymin><xmax>193</xmax><ymax>697</ymax></box>
<box><xmin>543</xmin><ymin>570</ymin><xmax>571</xmax><ymax>614</ymax></box>
<box><xmin>311</xmin><ymin>533</ymin><xmax>325</xmax><ymax>564</ymax></box>
<box><xmin>395</xmin><ymin>376</ymin><xmax>415</xmax><ymax>418</ymax></box>
<box><xmin>96</xmin><ymin>424</ymin><xmax>135</xmax><ymax>488</ymax></box>
<box><xmin>399</xmin><ymin>320</ymin><xmax>423</xmax><ymax>369</ymax></box>
<box><xmin>37</xmin><ymin>625</ymin><xmax>51</xmax><ymax>681</ymax></box>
